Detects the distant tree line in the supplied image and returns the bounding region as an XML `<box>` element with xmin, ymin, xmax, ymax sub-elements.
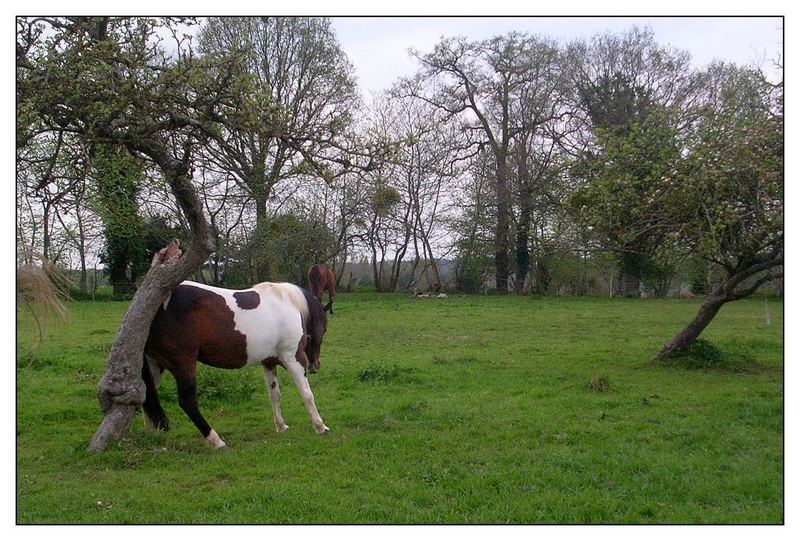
<box><xmin>18</xmin><ymin>20</ymin><xmax>780</xmax><ymax>301</ymax></box>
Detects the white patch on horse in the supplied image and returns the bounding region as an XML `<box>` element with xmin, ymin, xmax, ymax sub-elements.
<box><xmin>253</xmin><ymin>282</ymin><xmax>309</xmax><ymax>322</ymax></box>
<box><xmin>206</xmin><ymin>429</ymin><xmax>227</xmax><ymax>449</ymax></box>
<box><xmin>262</xmin><ymin>365</ymin><xmax>289</xmax><ymax>432</ymax></box>
<box><xmin>180</xmin><ymin>281</ymin><xmax>307</xmax><ymax>365</ymax></box>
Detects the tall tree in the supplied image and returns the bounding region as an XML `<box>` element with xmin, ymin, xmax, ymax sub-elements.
<box><xmin>197</xmin><ymin>17</ymin><xmax>361</xmax><ymax>280</ymax></box>
<box><xmin>567</xmin><ymin>27</ymin><xmax>698</xmax><ymax>297</ymax></box>
<box><xmin>570</xmin><ymin>106</ymin><xmax>684</xmax><ymax>296</ymax></box>
<box><xmin>398</xmin><ymin>33</ymin><xmax>564</xmax><ymax>293</ymax></box>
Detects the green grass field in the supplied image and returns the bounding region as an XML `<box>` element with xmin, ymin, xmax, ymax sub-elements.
<box><xmin>16</xmin><ymin>293</ymin><xmax>783</xmax><ymax>524</ymax></box>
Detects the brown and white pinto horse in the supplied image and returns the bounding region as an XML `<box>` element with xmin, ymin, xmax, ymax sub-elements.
<box><xmin>308</xmin><ymin>263</ymin><xmax>336</xmax><ymax>314</ymax></box>
<box><xmin>141</xmin><ymin>281</ymin><xmax>329</xmax><ymax>449</ymax></box>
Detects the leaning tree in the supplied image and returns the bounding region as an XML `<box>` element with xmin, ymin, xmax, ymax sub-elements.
<box><xmin>651</xmin><ymin>62</ymin><xmax>783</xmax><ymax>361</ymax></box>
<box><xmin>16</xmin><ymin>16</ymin><xmax>255</xmax><ymax>451</ymax></box>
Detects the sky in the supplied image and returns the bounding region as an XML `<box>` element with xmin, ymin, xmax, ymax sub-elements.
<box><xmin>331</xmin><ymin>16</ymin><xmax>783</xmax><ymax>98</ymax></box>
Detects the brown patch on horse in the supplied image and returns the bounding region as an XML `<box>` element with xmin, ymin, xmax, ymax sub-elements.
<box><xmin>295</xmin><ymin>334</ymin><xmax>310</xmax><ymax>369</ymax></box>
<box><xmin>262</xmin><ymin>356</ymin><xmax>280</xmax><ymax>370</ymax></box>
<box><xmin>233</xmin><ymin>290</ymin><xmax>260</xmax><ymax>310</ymax></box>
<box><xmin>146</xmin><ymin>284</ymin><xmax>249</xmax><ymax>371</ymax></box>
<box><xmin>260</xmin><ymin>335</ymin><xmax>310</xmax><ymax>372</ymax></box>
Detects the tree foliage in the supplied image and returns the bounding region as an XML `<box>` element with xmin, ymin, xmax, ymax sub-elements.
<box><xmin>91</xmin><ymin>145</ymin><xmax>147</xmax><ymax>298</ymax></box>
<box><xmin>650</xmin><ymin>63</ymin><xmax>782</xmax><ymax>360</ymax></box>
<box><xmin>567</xmin><ymin>27</ymin><xmax>697</xmax><ymax>297</ymax></box>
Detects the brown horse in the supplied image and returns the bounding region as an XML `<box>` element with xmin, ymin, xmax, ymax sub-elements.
<box><xmin>308</xmin><ymin>263</ymin><xmax>336</xmax><ymax>314</ymax></box>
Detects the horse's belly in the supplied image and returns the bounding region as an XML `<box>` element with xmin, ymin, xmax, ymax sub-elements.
<box><xmin>243</xmin><ymin>340</ymin><xmax>282</xmax><ymax>366</ymax></box>
<box><xmin>197</xmin><ymin>342</ymin><xmax>248</xmax><ymax>369</ymax></box>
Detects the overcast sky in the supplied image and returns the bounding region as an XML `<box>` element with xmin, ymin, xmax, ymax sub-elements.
<box><xmin>331</xmin><ymin>16</ymin><xmax>783</xmax><ymax>98</ymax></box>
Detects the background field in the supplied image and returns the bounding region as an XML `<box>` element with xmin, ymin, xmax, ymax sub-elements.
<box><xmin>16</xmin><ymin>293</ymin><xmax>783</xmax><ymax>524</ymax></box>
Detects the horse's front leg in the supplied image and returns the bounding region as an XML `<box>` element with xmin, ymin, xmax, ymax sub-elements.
<box><xmin>284</xmin><ymin>358</ymin><xmax>329</xmax><ymax>435</ymax></box>
<box><xmin>261</xmin><ymin>365</ymin><xmax>289</xmax><ymax>433</ymax></box>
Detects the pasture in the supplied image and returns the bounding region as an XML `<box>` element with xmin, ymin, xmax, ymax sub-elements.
<box><xmin>16</xmin><ymin>293</ymin><xmax>783</xmax><ymax>524</ymax></box>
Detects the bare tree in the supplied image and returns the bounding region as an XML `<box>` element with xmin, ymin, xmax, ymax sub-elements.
<box><xmin>398</xmin><ymin>32</ymin><xmax>567</xmax><ymax>293</ymax></box>
<box><xmin>196</xmin><ymin>17</ymin><xmax>363</xmax><ymax>280</ymax></box>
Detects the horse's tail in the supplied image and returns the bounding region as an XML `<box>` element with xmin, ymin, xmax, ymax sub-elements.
<box><xmin>141</xmin><ymin>357</ymin><xmax>169</xmax><ymax>431</ymax></box>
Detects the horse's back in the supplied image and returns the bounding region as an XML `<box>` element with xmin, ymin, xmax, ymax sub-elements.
<box><xmin>146</xmin><ymin>281</ymin><xmax>305</xmax><ymax>369</ymax></box>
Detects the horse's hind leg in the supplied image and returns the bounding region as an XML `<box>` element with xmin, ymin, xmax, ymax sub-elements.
<box><xmin>327</xmin><ymin>287</ymin><xmax>335</xmax><ymax>314</ymax></box>
<box><xmin>141</xmin><ymin>356</ymin><xmax>169</xmax><ymax>431</ymax></box>
<box><xmin>173</xmin><ymin>365</ymin><xmax>227</xmax><ymax>449</ymax></box>
<box><xmin>262</xmin><ymin>365</ymin><xmax>289</xmax><ymax>433</ymax></box>
<box><xmin>147</xmin><ymin>358</ymin><xmax>165</xmax><ymax>389</ymax></box>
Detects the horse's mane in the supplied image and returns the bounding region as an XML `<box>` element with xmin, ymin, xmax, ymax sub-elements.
<box><xmin>253</xmin><ymin>282</ymin><xmax>309</xmax><ymax>322</ymax></box>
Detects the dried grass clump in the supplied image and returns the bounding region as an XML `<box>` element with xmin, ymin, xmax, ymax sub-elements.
<box><xmin>17</xmin><ymin>250</ymin><xmax>70</xmax><ymax>347</ymax></box>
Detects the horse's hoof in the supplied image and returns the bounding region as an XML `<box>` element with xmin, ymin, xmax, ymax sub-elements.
<box><xmin>206</xmin><ymin>429</ymin><xmax>227</xmax><ymax>449</ymax></box>
<box><xmin>277</xmin><ymin>424</ymin><xmax>289</xmax><ymax>433</ymax></box>
<box><xmin>317</xmin><ymin>427</ymin><xmax>330</xmax><ymax>436</ymax></box>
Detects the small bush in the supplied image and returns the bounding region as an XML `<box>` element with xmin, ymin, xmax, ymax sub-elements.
<box><xmin>668</xmin><ymin>339</ymin><xmax>725</xmax><ymax>369</ymax></box>
<box><xmin>357</xmin><ymin>363</ymin><xmax>414</xmax><ymax>383</ymax></box>
<box><xmin>588</xmin><ymin>375</ymin><xmax>612</xmax><ymax>392</ymax></box>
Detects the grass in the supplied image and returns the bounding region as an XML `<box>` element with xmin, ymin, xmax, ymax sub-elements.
<box><xmin>16</xmin><ymin>293</ymin><xmax>783</xmax><ymax>524</ymax></box>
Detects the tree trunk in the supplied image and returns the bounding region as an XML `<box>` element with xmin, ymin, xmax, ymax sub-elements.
<box><xmin>493</xmin><ymin>145</ymin><xmax>511</xmax><ymax>294</ymax></box>
<box><xmin>651</xmin><ymin>257</ymin><xmax>783</xmax><ymax>363</ymax></box>
<box><xmin>89</xmin><ymin>146</ymin><xmax>212</xmax><ymax>453</ymax></box>
<box><xmin>334</xmin><ymin>246</ymin><xmax>347</xmax><ymax>288</ymax></box>
<box><xmin>88</xmin><ymin>249</ymin><xmax>208</xmax><ymax>451</ymax></box>
<box><xmin>514</xmin><ymin>224</ymin><xmax>530</xmax><ymax>295</ymax></box>
<box><xmin>371</xmin><ymin>252</ymin><xmax>383</xmax><ymax>293</ymax></box>
<box><xmin>78</xmin><ymin>257</ymin><xmax>87</xmax><ymax>294</ymax></box>
<box><xmin>651</xmin><ymin>295</ymin><xmax>725</xmax><ymax>362</ymax></box>
<box><xmin>254</xmin><ymin>194</ymin><xmax>270</xmax><ymax>282</ymax></box>
<box><xmin>88</xmin><ymin>268</ymin><xmax>184</xmax><ymax>451</ymax></box>
<box><xmin>42</xmin><ymin>203</ymin><xmax>51</xmax><ymax>263</ymax></box>
<box><xmin>619</xmin><ymin>252</ymin><xmax>642</xmax><ymax>298</ymax></box>
<box><xmin>76</xmin><ymin>207</ymin><xmax>88</xmax><ymax>294</ymax></box>
<box><xmin>620</xmin><ymin>271</ymin><xmax>640</xmax><ymax>298</ymax></box>
<box><xmin>494</xmin><ymin>175</ymin><xmax>510</xmax><ymax>294</ymax></box>
<box><xmin>514</xmin><ymin>170</ymin><xmax>531</xmax><ymax>294</ymax></box>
